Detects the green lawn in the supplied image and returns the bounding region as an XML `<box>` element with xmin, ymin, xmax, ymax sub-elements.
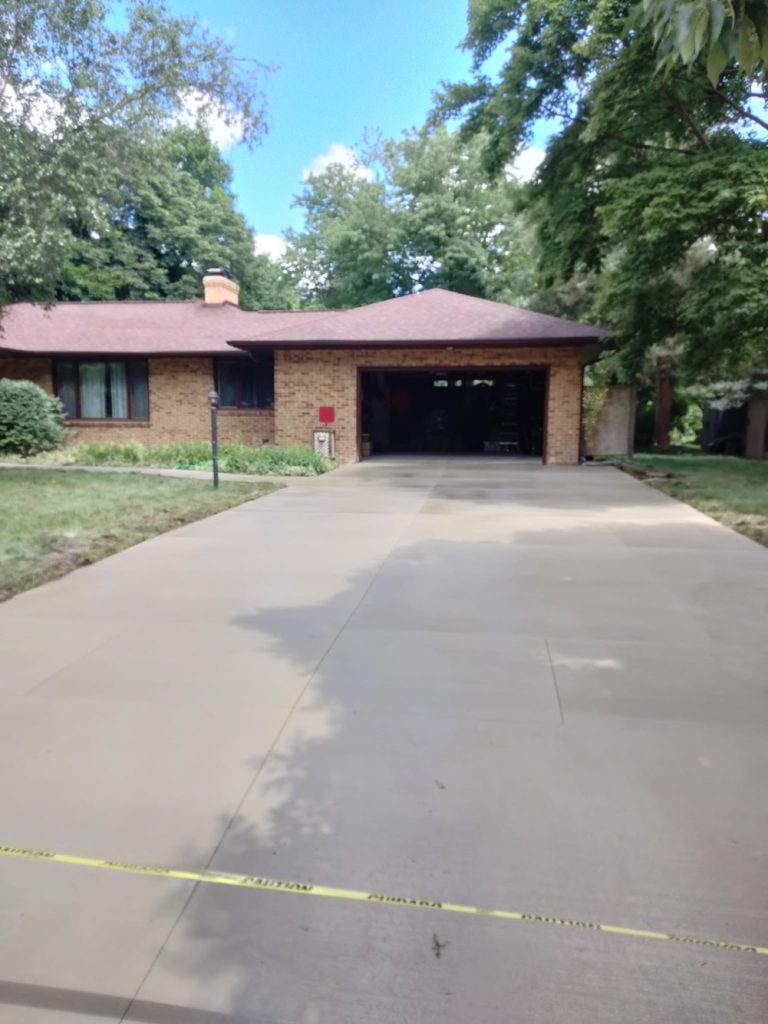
<box><xmin>628</xmin><ymin>454</ymin><xmax>768</xmax><ymax>547</ymax></box>
<box><xmin>0</xmin><ymin>469</ymin><xmax>278</xmax><ymax>601</ymax></box>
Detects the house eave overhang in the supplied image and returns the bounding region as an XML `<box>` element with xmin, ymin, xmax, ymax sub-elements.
<box><xmin>0</xmin><ymin>337</ymin><xmax>609</xmax><ymax>358</ymax></box>
<box><xmin>226</xmin><ymin>336</ymin><xmax>602</xmax><ymax>352</ymax></box>
<box><xmin>0</xmin><ymin>347</ymin><xmax>244</xmax><ymax>358</ymax></box>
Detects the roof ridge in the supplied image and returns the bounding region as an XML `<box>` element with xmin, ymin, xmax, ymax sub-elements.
<box><xmin>227</xmin><ymin>307</ymin><xmax>348</xmax><ymax>343</ymax></box>
<box><xmin>250</xmin><ymin>308</ymin><xmax>338</xmax><ymax>314</ymax></box>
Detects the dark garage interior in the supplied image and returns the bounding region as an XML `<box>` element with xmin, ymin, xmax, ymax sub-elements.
<box><xmin>361</xmin><ymin>369</ymin><xmax>546</xmax><ymax>457</ymax></box>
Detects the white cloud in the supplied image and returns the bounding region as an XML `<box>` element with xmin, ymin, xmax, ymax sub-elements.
<box><xmin>177</xmin><ymin>90</ymin><xmax>245</xmax><ymax>151</ymax></box>
<box><xmin>253</xmin><ymin>233</ymin><xmax>287</xmax><ymax>261</ymax></box>
<box><xmin>301</xmin><ymin>143</ymin><xmax>373</xmax><ymax>182</ymax></box>
<box><xmin>507</xmin><ymin>146</ymin><xmax>546</xmax><ymax>182</ymax></box>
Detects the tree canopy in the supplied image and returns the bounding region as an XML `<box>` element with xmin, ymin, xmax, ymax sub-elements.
<box><xmin>283</xmin><ymin>164</ymin><xmax>401</xmax><ymax>308</ymax></box>
<box><xmin>0</xmin><ymin>0</ymin><xmax>268</xmax><ymax>306</ymax></box>
<box><xmin>57</xmin><ymin>126</ymin><xmax>296</xmax><ymax>309</ymax></box>
<box><xmin>438</xmin><ymin>0</ymin><xmax>768</xmax><ymax>388</ymax></box>
<box><xmin>378</xmin><ymin>127</ymin><xmax>536</xmax><ymax>302</ymax></box>
<box><xmin>283</xmin><ymin>127</ymin><xmax>536</xmax><ymax>308</ymax></box>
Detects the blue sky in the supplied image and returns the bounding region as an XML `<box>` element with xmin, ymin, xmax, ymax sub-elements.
<box><xmin>166</xmin><ymin>1</ymin><xmax>546</xmax><ymax>255</ymax></box>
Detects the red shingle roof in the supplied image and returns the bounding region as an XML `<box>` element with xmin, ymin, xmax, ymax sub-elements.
<box><xmin>0</xmin><ymin>302</ymin><xmax>334</xmax><ymax>355</ymax></box>
<box><xmin>233</xmin><ymin>289</ymin><xmax>606</xmax><ymax>348</ymax></box>
<box><xmin>0</xmin><ymin>289</ymin><xmax>605</xmax><ymax>356</ymax></box>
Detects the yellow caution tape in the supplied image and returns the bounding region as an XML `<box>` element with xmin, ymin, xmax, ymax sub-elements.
<box><xmin>1</xmin><ymin>842</ymin><xmax>765</xmax><ymax>956</ymax></box>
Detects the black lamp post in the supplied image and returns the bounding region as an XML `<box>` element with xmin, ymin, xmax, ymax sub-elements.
<box><xmin>208</xmin><ymin>387</ymin><xmax>220</xmax><ymax>489</ymax></box>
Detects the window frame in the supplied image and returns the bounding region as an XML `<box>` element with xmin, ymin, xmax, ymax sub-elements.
<box><xmin>53</xmin><ymin>358</ymin><xmax>150</xmax><ymax>421</ymax></box>
<box><xmin>214</xmin><ymin>354</ymin><xmax>274</xmax><ymax>411</ymax></box>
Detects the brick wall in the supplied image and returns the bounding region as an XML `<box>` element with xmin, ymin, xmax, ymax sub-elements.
<box><xmin>0</xmin><ymin>357</ymin><xmax>53</xmax><ymax>391</ymax></box>
<box><xmin>0</xmin><ymin>356</ymin><xmax>274</xmax><ymax>446</ymax></box>
<box><xmin>275</xmin><ymin>346</ymin><xmax>584</xmax><ymax>465</ymax></box>
<box><xmin>3</xmin><ymin>346</ymin><xmax>584</xmax><ymax>461</ymax></box>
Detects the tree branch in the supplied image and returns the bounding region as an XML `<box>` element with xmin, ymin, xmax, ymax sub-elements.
<box><xmin>709</xmin><ymin>88</ymin><xmax>768</xmax><ymax>133</ymax></box>
<box><xmin>74</xmin><ymin>82</ymin><xmax>157</xmax><ymax>133</ymax></box>
<box><xmin>535</xmin><ymin>99</ymin><xmax>701</xmax><ymax>157</ymax></box>
<box><xmin>566</xmin><ymin>113</ymin><xmax>700</xmax><ymax>156</ymax></box>
<box><xmin>662</xmin><ymin>89</ymin><xmax>712</xmax><ymax>150</ymax></box>
<box><xmin>0</xmin><ymin>9</ymin><xmax>24</xmax><ymax>108</ymax></box>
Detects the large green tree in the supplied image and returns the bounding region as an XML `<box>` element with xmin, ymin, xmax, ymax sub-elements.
<box><xmin>439</xmin><ymin>0</ymin><xmax>768</xmax><ymax>408</ymax></box>
<box><xmin>283</xmin><ymin>127</ymin><xmax>536</xmax><ymax>308</ymax></box>
<box><xmin>58</xmin><ymin>126</ymin><xmax>297</xmax><ymax>309</ymax></box>
<box><xmin>377</xmin><ymin>126</ymin><xmax>536</xmax><ymax>302</ymax></box>
<box><xmin>0</xmin><ymin>0</ymin><xmax>268</xmax><ymax>307</ymax></box>
<box><xmin>283</xmin><ymin>164</ymin><xmax>401</xmax><ymax>308</ymax></box>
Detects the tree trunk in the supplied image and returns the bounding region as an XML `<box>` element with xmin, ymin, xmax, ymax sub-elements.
<box><xmin>655</xmin><ymin>364</ymin><xmax>673</xmax><ymax>450</ymax></box>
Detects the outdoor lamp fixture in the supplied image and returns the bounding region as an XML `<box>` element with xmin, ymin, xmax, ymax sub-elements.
<box><xmin>208</xmin><ymin>387</ymin><xmax>220</xmax><ymax>489</ymax></box>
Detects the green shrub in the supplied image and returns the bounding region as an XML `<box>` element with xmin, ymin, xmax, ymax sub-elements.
<box><xmin>218</xmin><ymin>444</ymin><xmax>331</xmax><ymax>475</ymax></box>
<box><xmin>142</xmin><ymin>442</ymin><xmax>212</xmax><ymax>468</ymax></box>
<box><xmin>61</xmin><ymin>440</ymin><xmax>332</xmax><ymax>475</ymax></box>
<box><xmin>72</xmin><ymin>441</ymin><xmax>145</xmax><ymax>465</ymax></box>
<box><xmin>0</xmin><ymin>379</ymin><xmax>66</xmax><ymax>455</ymax></box>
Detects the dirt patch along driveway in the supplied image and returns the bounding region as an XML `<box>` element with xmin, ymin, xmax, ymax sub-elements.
<box><xmin>0</xmin><ymin>457</ymin><xmax>766</xmax><ymax>1023</ymax></box>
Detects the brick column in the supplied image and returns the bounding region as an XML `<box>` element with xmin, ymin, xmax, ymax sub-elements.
<box><xmin>546</xmin><ymin>359</ymin><xmax>582</xmax><ymax>464</ymax></box>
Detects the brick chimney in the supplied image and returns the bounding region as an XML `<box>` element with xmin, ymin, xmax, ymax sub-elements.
<box><xmin>203</xmin><ymin>268</ymin><xmax>240</xmax><ymax>307</ymax></box>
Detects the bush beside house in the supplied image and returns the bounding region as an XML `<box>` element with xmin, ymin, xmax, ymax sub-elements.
<box><xmin>0</xmin><ymin>379</ymin><xmax>66</xmax><ymax>455</ymax></box>
<box><xmin>0</xmin><ymin>376</ymin><xmax>330</xmax><ymax>474</ymax></box>
<box><xmin>65</xmin><ymin>441</ymin><xmax>332</xmax><ymax>475</ymax></box>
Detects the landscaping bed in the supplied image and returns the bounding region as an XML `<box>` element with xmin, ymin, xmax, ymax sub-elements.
<box><xmin>620</xmin><ymin>454</ymin><xmax>768</xmax><ymax>547</ymax></box>
<box><xmin>0</xmin><ymin>469</ymin><xmax>278</xmax><ymax>601</ymax></box>
<box><xmin>5</xmin><ymin>441</ymin><xmax>333</xmax><ymax>477</ymax></box>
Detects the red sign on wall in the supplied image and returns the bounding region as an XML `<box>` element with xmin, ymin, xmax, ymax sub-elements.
<box><xmin>319</xmin><ymin>406</ymin><xmax>335</xmax><ymax>424</ymax></box>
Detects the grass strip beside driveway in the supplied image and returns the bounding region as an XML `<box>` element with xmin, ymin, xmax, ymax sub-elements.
<box><xmin>627</xmin><ymin>454</ymin><xmax>768</xmax><ymax>547</ymax></box>
<box><xmin>0</xmin><ymin>468</ymin><xmax>279</xmax><ymax>601</ymax></box>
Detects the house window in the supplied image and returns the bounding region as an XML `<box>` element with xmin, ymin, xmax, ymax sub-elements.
<box><xmin>215</xmin><ymin>353</ymin><xmax>274</xmax><ymax>409</ymax></box>
<box><xmin>54</xmin><ymin>360</ymin><xmax>149</xmax><ymax>420</ymax></box>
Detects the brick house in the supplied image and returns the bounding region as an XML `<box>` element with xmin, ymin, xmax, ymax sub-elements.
<box><xmin>0</xmin><ymin>272</ymin><xmax>605</xmax><ymax>465</ymax></box>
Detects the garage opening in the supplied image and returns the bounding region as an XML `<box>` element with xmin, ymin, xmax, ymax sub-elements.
<box><xmin>361</xmin><ymin>369</ymin><xmax>546</xmax><ymax>457</ymax></box>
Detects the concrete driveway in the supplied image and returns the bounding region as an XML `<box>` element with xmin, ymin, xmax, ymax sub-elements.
<box><xmin>0</xmin><ymin>457</ymin><xmax>766</xmax><ymax>1023</ymax></box>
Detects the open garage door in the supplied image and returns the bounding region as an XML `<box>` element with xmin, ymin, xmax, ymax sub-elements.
<box><xmin>361</xmin><ymin>369</ymin><xmax>546</xmax><ymax>457</ymax></box>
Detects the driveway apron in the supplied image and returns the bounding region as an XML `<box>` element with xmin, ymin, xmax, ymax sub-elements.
<box><xmin>0</xmin><ymin>457</ymin><xmax>766</xmax><ymax>1023</ymax></box>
